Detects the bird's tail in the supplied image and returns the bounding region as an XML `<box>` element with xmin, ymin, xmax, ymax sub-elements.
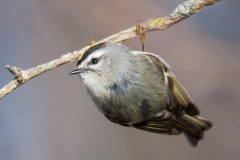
<box><xmin>174</xmin><ymin>114</ymin><xmax>213</xmax><ymax>147</ymax></box>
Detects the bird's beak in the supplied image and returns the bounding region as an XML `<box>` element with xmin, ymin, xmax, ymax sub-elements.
<box><xmin>69</xmin><ymin>69</ymin><xmax>84</xmax><ymax>75</ymax></box>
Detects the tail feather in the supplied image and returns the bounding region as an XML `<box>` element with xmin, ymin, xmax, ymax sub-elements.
<box><xmin>174</xmin><ymin>114</ymin><xmax>213</xmax><ymax>147</ymax></box>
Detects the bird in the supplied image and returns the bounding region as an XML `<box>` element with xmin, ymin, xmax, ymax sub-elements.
<box><xmin>69</xmin><ymin>42</ymin><xmax>213</xmax><ymax>147</ymax></box>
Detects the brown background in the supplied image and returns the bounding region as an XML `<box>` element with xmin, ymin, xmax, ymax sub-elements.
<box><xmin>0</xmin><ymin>0</ymin><xmax>240</xmax><ymax>160</ymax></box>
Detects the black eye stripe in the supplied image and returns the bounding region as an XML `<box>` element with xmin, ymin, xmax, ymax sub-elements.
<box><xmin>76</xmin><ymin>42</ymin><xmax>107</xmax><ymax>66</ymax></box>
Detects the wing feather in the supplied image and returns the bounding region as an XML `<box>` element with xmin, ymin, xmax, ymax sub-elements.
<box><xmin>132</xmin><ymin>110</ymin><xmax>181</xmax><ymax>135</ymax></box>
<box><xmin>143</xmin><ymin>53</ymin><xmax>200</xmax><ymax>116</ymax></box>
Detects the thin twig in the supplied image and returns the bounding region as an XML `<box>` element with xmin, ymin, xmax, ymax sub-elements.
<box><xmin>0</xmin><ymin>0</ymin><xmax>221</xmax><ymax>99</ymax></box>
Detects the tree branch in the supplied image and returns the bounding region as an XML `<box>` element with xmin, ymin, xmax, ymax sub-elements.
<box><xmin>0</xmin><ymin>0</ymin><xmax>220</xmax><ymax>99</ymax></box>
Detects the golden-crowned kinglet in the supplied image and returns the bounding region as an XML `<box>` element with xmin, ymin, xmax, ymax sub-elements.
<box><xmin>69</xmin><ymin>42</ymin><xmax>213</xmax><ymax>147</ymax></box>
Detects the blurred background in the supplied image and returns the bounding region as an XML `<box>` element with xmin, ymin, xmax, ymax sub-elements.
<box><xmin>0</xmin><ymin>0</ymin><xmax>239</xmax><ymax>160</ymax></box>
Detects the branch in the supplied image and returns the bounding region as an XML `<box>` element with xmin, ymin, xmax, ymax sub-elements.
<box><xmin>0</xmin><ymin>0</ymin><xmax>220</xmax><ymax>99</ymax></box>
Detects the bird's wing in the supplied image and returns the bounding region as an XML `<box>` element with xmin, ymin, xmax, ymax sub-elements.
<box><xmin>133</xmin><ymin>51</ymin><xmax>199</xmax><ymax>116</ymax></box>
<box><xmin>164</xmin><ymin>70</ymin><xmax>200</xmax><ymax>116</ymax></box>
<box><xmin>131</xmin><ymin>110</ymin><xmax>181</xmax><ymax>135</ymax></box>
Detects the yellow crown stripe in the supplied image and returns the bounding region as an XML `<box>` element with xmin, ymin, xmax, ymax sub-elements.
<box><xmin>78</xmin><ymin>37</ymin><xmax>98</xmax><ymax>60</ymax></box>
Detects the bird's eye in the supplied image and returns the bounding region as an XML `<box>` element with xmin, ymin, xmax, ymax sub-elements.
<box><xmin>91</xmin><ymin>58</ymin><xmax>98</xmax><ymax>64</ymax></box>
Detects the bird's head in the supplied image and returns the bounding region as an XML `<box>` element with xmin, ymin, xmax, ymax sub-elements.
<box><xmin>69</xmin><ymin>43</ymin><xmax>135</xmax><ymax>90</ymax></box>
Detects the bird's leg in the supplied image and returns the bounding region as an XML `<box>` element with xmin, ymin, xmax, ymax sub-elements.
<box><xmin>136</xmin><ymin>23</ymin><xmax>146</xmax><ymax>51</ymax></box>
